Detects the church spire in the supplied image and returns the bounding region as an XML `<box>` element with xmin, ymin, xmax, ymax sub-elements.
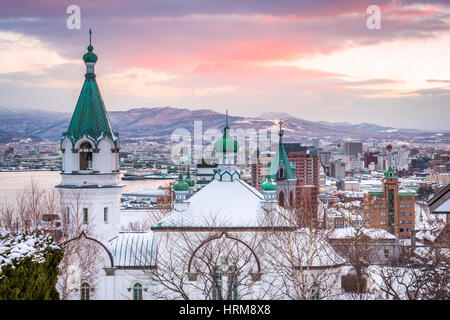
<box><xmin>62</xmin><ymin>32</ymin><xmax>118</xmax><ymax>149</ymax></box>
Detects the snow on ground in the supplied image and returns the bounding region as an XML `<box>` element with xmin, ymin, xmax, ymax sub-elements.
<box><xmin>0</xmin><ymin>233</ymin><xmax>60</xmax><ymax>272</ymax></box>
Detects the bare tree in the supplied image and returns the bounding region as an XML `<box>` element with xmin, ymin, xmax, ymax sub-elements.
<box><xmin>145</xmin><ymin>214</ymin><xmax>267</xmax><ymax>300</ymax></box>
<box><xmin>57</xmin><ymin>189</ymin><xmax>105</xmax><ymax>300</ymax></box>
<box><xmin>261</xmin><ymin>206</ymin><xmax>345</xmax><ymax>300</ymax></box>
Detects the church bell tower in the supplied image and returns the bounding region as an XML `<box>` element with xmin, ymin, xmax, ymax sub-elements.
<box><xmin>56</xmin><ymin>30</ymin><xmax>123</xmax><ymax>242</ymax></box>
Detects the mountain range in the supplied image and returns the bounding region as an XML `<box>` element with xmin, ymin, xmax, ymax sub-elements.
<box><xmin>0</xmin><ymin>106</ymin><xmax>448</xmax><ymax>145</ymax></box>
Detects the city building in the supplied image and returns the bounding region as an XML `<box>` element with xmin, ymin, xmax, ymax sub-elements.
<box><xmin>331</xmin><ymin>160</ymin><xmax>346</xmax><ymax>179</ymax></box>
<box><xmin>367</xmin><ymin>167</ymin><xmax>416</xmax><ymax>239</ymax></box>
<box><xmin>343</xmin><ymin>142</ymin><xmax>362</xmax><ymax>156</ymax></box>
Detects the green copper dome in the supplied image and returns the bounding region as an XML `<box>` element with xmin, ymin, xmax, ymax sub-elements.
<box><xmin>184</xmin><ymin>171</ymin><xmax>195</xmax><ymax>187</ymax></box>
<box><xmin>261</xmin><ymin>176</ymin><xmax>277</xmax><ymax>191</ymax></box>
<box><xmin>83</xmin><ymin>45</ymin><xmax>98</xmax><ymax>63</ymax></box>
<box><xmin>173</xmin><ymin>174</ymin><xmax>189</xmax><ymax>191</ymax></box>
<box><xmin>214</xmin><ymin>127</ymin><xmax>238</xmax><ymax>153</ymax></box>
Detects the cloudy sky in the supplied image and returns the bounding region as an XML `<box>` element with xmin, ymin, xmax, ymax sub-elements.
<box><xmin>0</xmin><ymin>0</ymin><xmax>449</xmax><ymax>130</ymax></box>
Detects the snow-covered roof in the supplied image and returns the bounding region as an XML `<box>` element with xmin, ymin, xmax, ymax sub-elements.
<box><xmin>295</xmin><ymin>229</ymin><xmax>346</xmax><ymax>267</ymax></box>
<box><xmin>434</xmin><ymin>199</ymin><xmax>450</xmax><ymax>213</ymax></box>
<box><xmin>152</xmin><ymin>178</ymin><xmax>284</xmax><ymax>229</ymax></box>
<box><xmin>328</xmin><ymin>228</ymin><xmax>396</xmax><ymax>240</ymax></box>
<box><xmin>108</xmin><ymin>232</ymin><xmax>157</xmax><ymax>268</ymax></box>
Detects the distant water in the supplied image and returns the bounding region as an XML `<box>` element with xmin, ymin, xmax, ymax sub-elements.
<box><xmin>0</xmin><ymin>171</ymin><xmax>173</xmax><ymax>205</ymax></box>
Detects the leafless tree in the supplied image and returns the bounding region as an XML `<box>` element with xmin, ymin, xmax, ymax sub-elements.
<box><xmin>145</xmin><ymin>214</ymin><xmax>267</xmax><ymax>300</ymax></box>
<box><xmin>57</xmin><ymin>189</ymin><xmax>104</xmax><ymax>300</ymax></box>
<box><xmin>326</xmin><ymin>201</ymin><xmax>383</xmax><ymax>298</ymax></box>
<box><xmin>261</xmin><ymin>206</ymin><xmax>345</xmax><ymax>300</ymax></box>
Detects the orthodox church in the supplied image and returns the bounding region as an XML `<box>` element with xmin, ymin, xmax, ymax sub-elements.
<box><xmin>58</xmin><ymin>35</ymin><xmax>344</xmax><ymax>300</ymax></box>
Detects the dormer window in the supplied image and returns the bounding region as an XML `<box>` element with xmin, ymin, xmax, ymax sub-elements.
<box><xmin>79</xmin><ymin>142</ymin><xmax>93</xmax><ymax>171</ymax></box>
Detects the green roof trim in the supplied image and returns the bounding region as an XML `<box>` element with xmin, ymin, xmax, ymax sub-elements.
<box><xmin>261</xmin><ymin>175</ymin><xmax>277</xmax><ymax>191</ymax></box>
<box><xmin>368</xmin><ymin>191</ymin><xmax>384</xmax><ymax>194</ymax></box>
<box><xmin>384</xmin><ymin>166</ymin><xmax>398</xmax><ymax>179</ymax></box>
<box><xmin>399</xmin><ymin>191</ymin><xmax>417</xmax><ymax>195</ymax></box>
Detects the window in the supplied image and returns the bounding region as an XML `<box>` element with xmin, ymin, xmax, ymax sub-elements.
<box><xmin>384</xmin><ymin>249</ymin><xmax>389</xmax><ymax>259</ymax></box>
<box><xmin>133</xmin><ymin>283</ymin><xmax>143</xmax><ymax>300</ymax></box>
<box><xmin>104</xmin><ymin>207</ymin><xmax>108</xmax><ymax>223</ymax></box>
<box><xmin>400</xmin><ymin>228</ymin><xmax>404</xmax><ymax>232</ymax></box>
<box><xmin>407</xmin><ymin>220</ymin><xmax>411</xmax><ymax>224</ymax></box>
<box><xmin>65</xmin><ymin>207</ymin><xmax>70</xmax><ymax>224</ymax></box>
<box><xmin>407</xmin><ymin>212</ymin><xmax>412</xmax><ymax>216</ymax></box>
<box><xmin>406</xmin><ymin>204</ymin><xmax>412</xmax><ymax>208</ymax></box>
<box><xmin>83</xmin><ymin>208</ymin><xmax>88</xmax><ymax>225</ymax></box>
<box><xmin>400</xmin><ymin>220</ymin><xmax>405</xmax><ymax>224</ymax></box>
<box><xmin>374</xmin><ymin>205</ymin><xmax>378</xmax><ymax>209</ymax></box>
<box><xmin>400</xmin><ymin>204</ymin><xmax>405</xmax><ymax>209</ymax></box>
<box><xmin>311</xmin><ymin>284</ymin><xmax>320</xmax><ymax>300</ymax></box>
<box><xmin>380</xmin><ymin>204</ymin><xmax>385</xmax><ymax>208</ymax></box>
<box><xmin>400</xmin><ymin>196</ymin><xmax>404</xmax><ymax>201</ymax></box>
<box><xmin>406</xmin><ymin>228</ymin><xmax>411</xmax><ymax>232</ymax></box>
<box><xmin>381</xmin><ymin>212</ymin><xmax>386</xmax><ymax>217</ymax></box>
<box><xmin>407</xmin><ymin>196</ymin><xmax>412</xmax><ymax>200</ymax></box>
<box><xmin>381</xmin><ymin>221</ymin><xmax>386</xmax><ymax>225</ymax></box>
<box><xmin>227</xmin><ymin>267</ymin><xmax>238</xmax><ymax>300</ymax></box>
<box><xmin>79</xmin><ymin>142</ymin><xmax>93</xmax><ymax>171</ymax></box>
<box><xmin>80</xmin><ymin>282</ymin><xmax>90</xmax><ymax>300</ymax></box>
<box><xmin>211</xmin><ymin>267</ymin><xmax>223</xmax><ymax>300</ymax></box>
<box><xmin>400</xmin><ymin>212</ymin><xmax>405</xmax><ymax>216</ymax></box>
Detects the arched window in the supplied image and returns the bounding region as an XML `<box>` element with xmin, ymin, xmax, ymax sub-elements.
<box><xmin>79</xmin><ymin>141</ymin><xmax>93</xmax><ymax>171</ymax></box>
<box><xmin>278</xmin><ymin>191</ymin><xmax>285</xmax><ymax>208</ymax></box>
<box><xmin>211</xmin><ymin>267</ymin><xmax>223</xmax><ymax>300</ymax></box>
<box><xmin>80</xmin><ymin>282</ymin><xmax>90</xmax><ymax>300</ymax></box>
<box><xmin>278</xmin><ymin>167</ymin><xmax>285</xmax><ymax>180</ymax></box>
<box><xmin>133</xmin><ymin>283</ymin><xmax>143</xmax><ymax>300</ymax></box>
<box><xmin>311</xmin><ymin>284</ymin><xmax>320</xmax><ymax>300</ymax></box>
<box><xmin>227</xmin><ymin>266</ymin><xmax>238</xmax><ymax>300</ymax></box>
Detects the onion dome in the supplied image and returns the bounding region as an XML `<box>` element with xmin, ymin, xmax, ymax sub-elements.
<box><xmin>214</xmin><ymin>110</ymin><xmax>238</xmax><ymax>153</ymax></box>
<box><xmin>261</xmin><ymin>175</ymin><xmax>277</xmax><ymax>191</ymax></box>
<box><xmin>173</xmin><ymin>174</ymin><xmax>189</xmax><ymax>191</ymax></box>
<box><xmin>184</xmin><ymin>170</ymin><xmax>195</xmax><ymax>187</ymax></box>
<box><xmin>83</xmin><ymin>44</ymin><xmax>98</xmax><ymax>63</ymax></box>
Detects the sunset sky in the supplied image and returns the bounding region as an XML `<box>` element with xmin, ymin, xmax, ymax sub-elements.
<box><xmin>0</xmin><ymin>0</ymin><xmax>449</xmax><ymax>130</ymax></box>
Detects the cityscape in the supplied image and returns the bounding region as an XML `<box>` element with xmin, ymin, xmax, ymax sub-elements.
<box><xmin>0</xmin><ymin>0</ymin><xmax>448</xmax><ymax>309</ymax></box>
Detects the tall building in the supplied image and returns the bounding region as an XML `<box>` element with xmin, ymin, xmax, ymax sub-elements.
<box><xmin>367</xmin><ymin>167</ymin><xmax>416</xmax><ymax>239</ymax></box>
<box><xmin>330</xmin><ymin>160</ymin><xmax>346</xmax><ymax>179</ymax></box>
<box><xmin>282</xmin><ymin>143</ymin><xmax>320</xmax><ymax>226</ymax></box>
<box><xmin>343</xmin><ymin>142</ymin><xmax>363</xmax><ymax>156</ymax></box>
<box><xmin>312</xmin><ymin>138</ymin><xmax>320</xmax><ymax>149</ymax></box>
<box><xmin>251</xmin><ymin>150</ymin><xmax>273</xmax><ymax>192</ymax></box>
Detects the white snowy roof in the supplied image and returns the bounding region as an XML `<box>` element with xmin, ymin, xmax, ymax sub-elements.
<box><xmin>328</xmin><ymin>228</ymin><xmax>396</xmax><ymax>240</ymax></box>
<box><xmin>108</xmin><ymin>232</ymin><xmax>157</xmax><ymax>268</ymax></box>
<box><xmin>434</xmin><ymin>199</ymin><xmax>450</xmax><ymax>213</ymax></box>
<box><xmin>152</xmin><ymin>178</ymin><xmax>283</xmax><ymax>229</ymax></box>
